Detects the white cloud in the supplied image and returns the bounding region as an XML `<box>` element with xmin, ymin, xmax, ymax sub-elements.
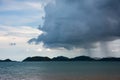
<box><xmin>0</xmin><ymin>0</ymin><xmax>44</xmax><ymax>11</ymax></box>
<box><xmin>25</xmin><ymin>2</ymin><xmax>43</xmax><ymax>10</ymax></box>
<box><xmin>0</xmin><ymin>14</ymin><xmax>44</xmax><ymax>26</ymax></box>
<box><xmin>46</xmin><ymin>48</ymin><xmax>52</xmax><ymax>52</ymax></box>
<box><xmin>0</xmin><ymin>25</ymin><xmax>42</xmax><ymax>48</ymax></box>
<box><xmin>0</xmin><ymin>0</ymin><xmax>55</xmax><ymax>11</ymax></box>
<box><xmin>0</xmin><ymin>25</ymin><xmax>42</xmax><ymax>37</ymax></box>
<box><xmin>36</xmin><ymin>48</ymin><xmax>43</xmax><ymax>52</ymax></box>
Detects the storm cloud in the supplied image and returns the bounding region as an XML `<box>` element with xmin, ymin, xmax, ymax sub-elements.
<box><xmin>29</xmin><ymin>0</ymin><xmax>120</xmax><ymax>50</ymax></box>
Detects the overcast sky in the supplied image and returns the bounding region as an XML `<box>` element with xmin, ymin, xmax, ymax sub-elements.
<box><xmin>0</xmin><ymin>0</ymin><xmax>120</xmax><ymax>61</ymax></box>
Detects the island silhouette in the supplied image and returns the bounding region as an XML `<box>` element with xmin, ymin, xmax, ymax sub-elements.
<box><xmin>0</xmin><ymin>56</ymin><xmax>120</xmax><ymax>62</ymax></box>
<box><xmin>0</xmin><ymin>59</ymin><xmax>13</xmax><ymax>62</ymax></box>
<box><xmin>22</xmin><ymin>56</ymin><xmax>120</xmax><ymax>62</ymax></box>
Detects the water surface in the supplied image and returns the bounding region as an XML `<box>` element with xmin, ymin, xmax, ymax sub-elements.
<box><xmin>0</xmin><ymin>61</ymin><xmax>120</xmax><ymax>80</ymax></box>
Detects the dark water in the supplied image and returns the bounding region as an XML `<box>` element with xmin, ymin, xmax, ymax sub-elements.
<box><xmin>0</xmin><ymin>62</ymin><xmax>120</xmax><ymax>80</ymax></box>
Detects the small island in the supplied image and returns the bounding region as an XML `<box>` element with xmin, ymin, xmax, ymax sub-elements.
<box><xmin>0</xmin><ymin>59</ymin><xmax>13</xmax><ymax>62</ymax></box>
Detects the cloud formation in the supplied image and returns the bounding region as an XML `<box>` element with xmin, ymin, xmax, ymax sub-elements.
<box><xmin>0</xmin><ymin>25</ymin><xmax>42</xmax><ymax>47</ymax></box>
<box><xmin>29</xmin><ymin>0</ymin><xmax>120</xmax><ymax>50</ymax></box>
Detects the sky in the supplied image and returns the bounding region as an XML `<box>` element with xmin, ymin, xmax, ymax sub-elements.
<box><xmin>0</xmin><ymin>0</ymin><xmax>120</xmax><ymax>61</ymax></box>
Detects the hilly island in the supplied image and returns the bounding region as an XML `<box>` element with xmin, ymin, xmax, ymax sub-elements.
<box><xmin>22</xmin><ymin>56</ymin><xmax>120</xmax><ymax>62</ymax></box>
<box><xmin>1</xmin><ymin>56</ymin><xmax>120</xmax><ymax>62</ymax></box>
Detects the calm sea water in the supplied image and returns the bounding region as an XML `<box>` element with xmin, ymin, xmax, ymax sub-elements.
<box><xmin>0</xmin><ymin>62</ymin><xmax>120</xmax><ymax>80</ymax></box>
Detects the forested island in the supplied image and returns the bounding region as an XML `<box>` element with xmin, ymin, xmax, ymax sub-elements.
<box><xmin>0</xmin><ymin>56</ymin><xmax>120</xmax><ymax>62</ymax></box>
<box><xmin>22</xmin><ymin>56</ymin><xmax>120</xmax><ymax>62</ymax></box>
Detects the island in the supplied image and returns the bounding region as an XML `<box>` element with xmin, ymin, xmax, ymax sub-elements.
<box><xmin>23</xmin><ymin>56</ymin><xmax>51</xmax><ymax>62</ymax></box>
<box><xmin>0</xmin><ymin>59</ymin><xmax>13</xmax><ymax>62</ymax></box>
<box><xmin>22</xmin><ymin>56</ymin><xmax>120</xmax><ymax>62</ymax></box>
<box><xmin>0</xmin><ymin>56</ymin><xmax>120</xmax><ymax>62</ymax></box>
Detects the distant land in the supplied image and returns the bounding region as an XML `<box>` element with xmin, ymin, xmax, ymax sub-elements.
<box><xmin>0</xmin><ymin>59</ymin><xmax>13</xmax><ymax>62</ymax></box>
<box><xmin>22</xmin><ymin>56</ymin><xmax>120</xmax><ymax>62</ymax></box>
<box><xmin>0</xmin><ymin>56</ymin><xmax>120</xmax><ymax>62</ymax></box>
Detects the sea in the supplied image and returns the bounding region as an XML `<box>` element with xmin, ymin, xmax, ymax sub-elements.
<box><xmin>0</xmin><ymin>61</ymin><xmax>120</xmax><ymax>80</ymax></box>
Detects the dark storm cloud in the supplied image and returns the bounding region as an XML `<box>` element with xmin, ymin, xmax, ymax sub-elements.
<box><xmin>29</xmin><ymin>0</ymin><xmax>120</xmax><ymax>49</ymax></box>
